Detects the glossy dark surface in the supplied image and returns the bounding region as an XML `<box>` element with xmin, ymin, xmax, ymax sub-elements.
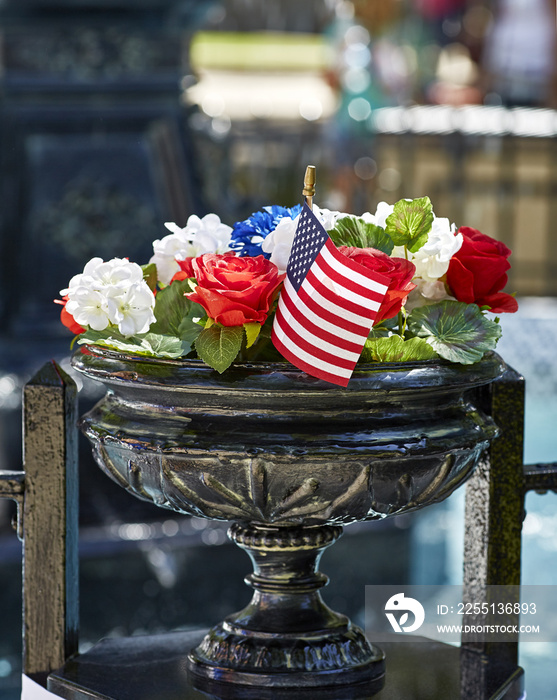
<box><xmin>48</xmin><ymin>629</ymin><xmax>524</xmax><ymax>700</ymax></box>
<box><xmin>72</xmin><ymin>348</ymin><xmax>505</xmax><ymax>526</ymax></box>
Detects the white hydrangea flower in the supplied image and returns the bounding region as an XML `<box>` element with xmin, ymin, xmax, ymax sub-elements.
<box><xmin>261</xmin><ymin>214</ymin><xmax>300</xmax><ymax>273</ymax></box>
<box><xmin>106</xmin><ymin>283</ymin><xmax>156</xmax><ymax>336</ymax></box>
<box><xmin>313</xmin><ymin>205</ymin><xmax>346</xmax><ymax>231</ymax></box>
<box><xmin>361</xmin><ymin>201</ymin><xmax>395</xmax><ymax>229</ymax></box>
<box><xmin>62</xmin><ymin>257</ymin><xmax>143</xmax><ymax>297</ymax></box>
<box><xmin>391</xmin><ymin>245</ymin><xmax>406</xmax><ymax>258</ymax></box>
<box><xmin>405</xmin><ymin>279</ymin><xmax>456</xmax><ymax>312</ymax></box>
<box><xmin>150</xmin><ymin>213</ymin><xmax>233</xmax><ymax>284</ymax></box>
<box><xmin>261</xmin><ymin>206</ymin><xmax>349</xmax><ymax>273</ymax></box>
<box><xmin>61</xmin><ymin>257</ymin><xmax>155</xmax><ymax>337</ymax></box>
<box><xmin>411</xmin><ymin>217</ymin><xmax>463</xmax><ymax>282</ymax></box>
<box><xmin>66</xmin><ymin>288</ymin><xmax>110</xmax><ymax>331</ymax></box>
<box><xmin>386</xmin><ymin>211</ymin><xmax>463</xmax><ymax>282</ymax></box>
<box><xmin>150</xmin><ymin>236</ymin><xmax>188</xmax><ymax>287</ymax></box>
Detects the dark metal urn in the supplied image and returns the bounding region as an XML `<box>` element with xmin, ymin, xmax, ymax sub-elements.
<box><xmin>72</xmin><ymin>346</ymin><xmax>505</xmax><ymax>692</ymax></box>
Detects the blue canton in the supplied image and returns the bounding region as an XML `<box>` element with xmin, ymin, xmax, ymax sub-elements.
<box><xmin>287</xmin><ymin>204</ymin><xmax>328</xmax><ymax>291</ymax></box>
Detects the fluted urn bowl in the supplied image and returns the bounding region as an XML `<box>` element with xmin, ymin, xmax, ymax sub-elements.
<box><xmin>72</xmin><ymin>346</ymin><xmax>505</xmax><ymax>693</ymax></box>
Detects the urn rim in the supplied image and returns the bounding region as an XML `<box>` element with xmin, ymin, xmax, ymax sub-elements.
<box><xmin>71</xmin><ymin>344</ymin><xmax>506</xmax><ymax>395</ymax></box>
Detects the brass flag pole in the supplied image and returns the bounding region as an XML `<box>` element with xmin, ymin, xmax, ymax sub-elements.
<box><xmin>302</xmin><ymin>165</ymin><xmax>316</xmax><ymax>210</ymax></box>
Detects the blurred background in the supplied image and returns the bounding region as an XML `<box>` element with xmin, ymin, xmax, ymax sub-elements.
<box><xmin>0</xmin><ymin>0</ymin><xmax>556</xmax><ymax>697</ymax></box>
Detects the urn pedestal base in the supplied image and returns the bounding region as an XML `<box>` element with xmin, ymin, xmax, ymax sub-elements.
<box><xmin>188</xmin><ymin>522</ymin><xmax>385</xmax><ymax>690</ymax></box>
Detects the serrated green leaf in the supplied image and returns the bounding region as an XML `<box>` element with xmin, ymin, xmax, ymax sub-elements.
<box><xmin>194</xmin><ymin>325</ymin><xmax>244</xmax><ymax>373</ymax></box>
<box><xmin>77</xmin><ymin>328</ymin><xmax>190</xmax><ymax>358</ymax></box>
<box><xmin>328</xmin><ymin>216</ymin><xmax>394</xmax><ymax>255</ymax></box>
<box><xmin>177</xmin><ymin>301</ymin><xmax>205</xmax><ymax>344</ymax></box>
<box><xmin>140</xmin><ymin>333</ymin><xmax>192</xmax><ymax>358</ymax></box>
<box><xmin>244</xmin><ymin>322</ymin><xmax>261</xmax><ymax>348</ymax></box>
<box><xmin>367</xmin><ymin>325</ymin><xmax>393</xmax><ymax>340</ymax></box>
<box><xmin>150</xmin><ymin>279</ymin><xmax>195</xmax><ymax>337</ymax></box>
<box><xmin>360</xmin><ymin>334</ymin><xmax>438</xmax><ymax>363</ymax></box>
<box><xmin>141</xmin><ymin>263</ymin><xmax>158</xmax><ymax>292</ymax></box>
<box><xmin>407</xmin><ymin>300</ymin><xmax>502</xmax><ymax>364</ymax></box>
<box><xmin>236</xmin><ymin>310</ymin><xmax>283</xmax><ymax>361</ymax></box>
<box><xmin>77</xmin><ymin>327</ymin><xmax>140</xmax><ymax>349</ymax></box>
<box><xmin>368</xmin><ymin>316</ymin><xmax>399</xmax><ymax>340</ymax></box>
<box><xmin>385</xmin><ymin>197</ymin><xmax>434</xmax><ymax>253</ymax></box>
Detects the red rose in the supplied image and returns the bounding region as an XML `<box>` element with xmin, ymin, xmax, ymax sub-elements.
<box><xmin>170</xmin><ymin>270</ymin><xmax>190</xmax><ymax>284</ymax></box>
<box><xmin>176</xmin><ymin>257</ymin><xmax>195</xmax><ymax>277</ymax></box>
<box><xmin>446</xmin><ymin>227</ymin><xmax>518</xmax><ymax>313</ymax></box>
<box><xmin>186</xmin><ymin>253</ymin><xmax>285</xmax><ymax>326</ymax></box>
<box><xmin>54</xmin><ymin>296</ymin><xmax>85</xmax><ymax>335</ymax></box>
<box><xmin>339</xmin><ymin>247</ymin><xmax>416</xmax><ymax>324</ymax></box>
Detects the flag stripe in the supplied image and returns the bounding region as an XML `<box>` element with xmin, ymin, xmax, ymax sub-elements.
<box><xmin>310</xmin><ymin>259</ymin><xmax>384</xmax><ymax>313</ymax></box>
<box><xmin>274</xmin><ymin>305</ymin><xmax>357</xmax><ymax>369</ymax></box>
<box><xmin>313</xmin><ymin>264</ymin><xmax>384</xmax><ymax>311</ymax></box>
<box><xmin>321</xmin><ymin>241</ymin><xmax>390</xmax><ymax>300</ymax></box>
<box><xmin>279</xmin><ymin>288</ymin><xmax>364</xmax><ymax>353</ymax></box>
<box><xmin>302</xmin><ymin>271</ymin><xmax>376</xmax><ymax>326</ymax></box>
<box><xmin>277</xmin><ymin>294</ymin><xmax>362</xmax><ymax>360</ymax></box>
<box><xmin>285</xmin><ymin>277</ymin><xmax>371</xmax><ymax>341</ymax></box>
<box><xmin>272</xmin><ymin>336</ymin><xmax>350</xmax><ymax>387</ymax></box>
<box><xmin>323</xmin><ymin>238</ymin><xmax>391</xmax><ymax>293</ymax></box>
<box><xmin>272</xmin><ymin>323</ymin><xmax>352</xmax><ymax>386</ymax></box>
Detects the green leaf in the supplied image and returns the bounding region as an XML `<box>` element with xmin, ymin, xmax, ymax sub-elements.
<box><xmin>368</xmin><ymin>316</ymin><xmax>399</xmax><ymax>340</ymax></box>
<box><xmin>360</xmin><ymin>334</ymin><xmax>438</xmax><ymax>363</ymax></box>
<box><xmin>407</xmin><ymin>300</ymin><xmax>502</xmax><ymax>364</ymax></box>
<box><xmin>194</xmin><ymin>325</ymin><xmax>244</xmax><ymax>373</ymax></box>
<box><xmin>236</xmin><ymin>310</ymin><xmax>282</xmax><ymax>361</ymax></box>
<box><xmin>366</xmin><ymin>325</ymin><xmax>392</xmax><ymax>340</ymax></box>
<box><xmin>141</xmin><ymin>263</ymin><xmax>158</xmax><ymax>293</ymax></box>
<box><xmin>150</xmin><ymin>279</ymin><xmax>196</xmax><ymax>337</ymax></box>
<box><xmin>385</xmin><ymin>197</ymin><xmax>434</xmax><ymax>253</ymax></box>
<box><xmin>177</xmin><ymin>302</ymin><xmax>205</xmax><ymax>344</ymax></box>
<box><xmin>77</xmin><ymin>329</ymin><xmax>190</xmax><ymax>359</ymax></box>
<box><xmin>77</xmin><ymin>328</ymin><xmax>140</xmax><ymax>351</ymax></box>
<box><xmin>328</xmin><ymin>216</ymin><xmax>394</xmax><ymax>255</ymax></box>
<box><xmin>140</xmin><ymin>333</ymin><xmax>192</xmax><ymax>358</ymax></box>
<box><xmin>244</xmin><ymin>322</ymin><xmax>261</xmax><ymax>348</ymax></box>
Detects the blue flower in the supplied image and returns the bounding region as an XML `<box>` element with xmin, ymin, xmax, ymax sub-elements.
<box><xmin>230</xmin><ymin>204</ymin><xmax>302</xmax><ymax>257</ymax></box>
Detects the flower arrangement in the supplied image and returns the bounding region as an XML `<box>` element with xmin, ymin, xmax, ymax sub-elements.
<box><xmin>58</xmin><ymin>195</ymin><xmax>517</xmax><ymax>382</ymax></box>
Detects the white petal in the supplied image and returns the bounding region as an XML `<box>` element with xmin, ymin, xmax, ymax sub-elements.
<box><xmin>185</xmin><ymin>214</ymin><xmax>203</xmax><ymax>230</ymax></box>
<box><xmin>164</xmin><ymin>222</ymin><xmax>186</xmax><ymax>236</ymax></box>
<box><xmin>374</xmin><ymin>202</ymin><xmax>395</xmax><ymax>228</ymax></box>
<box><xmin>82</xmin><ymin>257</ymin><xmax>104</xmax><ymax>276</ymax></box>
<box><xmin>314</xmin><ymin>206</ymin><xmax>344</xmax><ymax>231</ymax></box>
<box><xmin>87</xmin><ymin>313</ymin><xmax>111</xmax><ymax>331</ymax></box>
<box><xmin>360</xmin><ymin>212</ymin><xmax>378</xmax><ymax>226</ymax></box>
<box><xmin>117</xmin><ymin>316</ymin><xmax>138</xmax><ymax>337</ymax></box>
<box><xmin>269</xmin><ymin>244</ymin><xmax>291</xmax><ymax>273</ymax></box>
<box><xmin>130</xmin><ymin>281</ymin><xmax>156</xmax><ymax>308</ymax></box>
<box><xmin>149</xmin><ymin>252</ymin><xmax>180</xmax><ymax>285</ymax></box>
<box><xmin>199</xmin><ymin>213</ymin><xmax>222</xmax><ymax>230</ymax></box>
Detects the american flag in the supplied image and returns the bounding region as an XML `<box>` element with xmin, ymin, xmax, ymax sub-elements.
<box><xmin>271</xmin><ymin>203</ymin><xmax>390</xmax><ymax>387</ymax></box>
